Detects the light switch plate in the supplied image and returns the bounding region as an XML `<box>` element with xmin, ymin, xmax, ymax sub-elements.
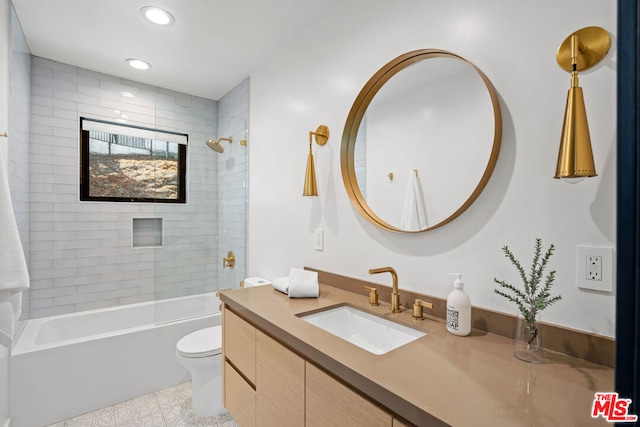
<box><xmin>576</xmin><ymin>246</ymin><xmax>613</xmax><ymax>292</ymax></box>
<box><xmin>314</xmin><ymin>228</ymin><xmax>324</xmax><ymax>251</ymax></box>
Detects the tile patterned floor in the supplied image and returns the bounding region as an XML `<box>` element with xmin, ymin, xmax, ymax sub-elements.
<box><xmin>47</xmin><ymin>382</ymin><xmax>238</xmax><ymax>427</ymax></box>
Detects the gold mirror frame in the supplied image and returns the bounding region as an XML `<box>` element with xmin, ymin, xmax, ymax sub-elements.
<box><xmin>340</xmin><ymin>49</ymin><xmax>502</xmax><ymax>233</ymax></box>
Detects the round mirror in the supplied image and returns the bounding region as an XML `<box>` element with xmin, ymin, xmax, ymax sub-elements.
<box><xmin>340</xmin><ymin>50</ymin><xmax>502</xmax><ymax>232</ymax></box>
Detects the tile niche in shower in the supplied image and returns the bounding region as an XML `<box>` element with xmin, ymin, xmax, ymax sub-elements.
<box><xmin>132</xmin><ymin>218</ymin><xmax>164</xmax><ymax>248</ymax></box>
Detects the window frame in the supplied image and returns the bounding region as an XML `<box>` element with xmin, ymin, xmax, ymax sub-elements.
<box><xmin>79</xmin><ymin>117</ymin><xmax>188</xmax><ymax>203</ymax></box>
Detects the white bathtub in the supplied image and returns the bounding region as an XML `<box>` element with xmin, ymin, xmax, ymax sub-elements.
<box><xmin>10</xmin><ymin>293</ymin><xmax>220</xmax><ymax>427</ymax></box>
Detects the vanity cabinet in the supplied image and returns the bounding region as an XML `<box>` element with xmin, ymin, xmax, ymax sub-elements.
<box><xmin>306</xmin><ymin>361</ymin><xmax>392</xmax><ymax>427</ymax></box>
<box><xmin>222</xmin><ymin>307</ymin><xmax>256</xmax><ymax>426</ymax></box>
<box><xmin>223</xmin><ymin>307</ymin><xmax>305</xmax><ymax>426</ymax></box>
<box><xmin>223</xmin><ymin>307</ymin><xmax>256</xmax><ymax>382</ymax></box>
<box><xmin>392</xmin><ymin>418</ymin><xmax>413</xmax><ymax>427</ymax></box>
<box><xmin>223</xmin><ymin>361</ymin><xmax>255</xmax><ymax>426</ymax></box>
<box><xmin>256</xmin><ymin>329</ymin><xmax>305</xmax><ymax>426</ymax></box>
<box><xmin>222</xmin><ymin>306</ymin><xmax>401</xmax><ymax>426</ymax></box>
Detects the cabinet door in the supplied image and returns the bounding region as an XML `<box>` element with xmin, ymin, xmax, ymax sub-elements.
<box><xmin>224</xmin><ymin>361</ymin><xmax>256</xmax><ymax>427</ymax></box>
<box><xmin>256</xmin><ymin>330</ymin><xmax>305</xmax><ymax>427</ymax></box>
<box><xmin>223</xmin><ymin>307</ymin><xmax>256</xmax><ymax>384</ymax></box>
<box><xmin>306</xmin><ymin>362</ymin><xmax>392</xmax><ymax>427</ymax></box>
<box><xmin>393</xmin><ymin>417</ymin><xmax>415</xmax><ymax>427</ymax></box>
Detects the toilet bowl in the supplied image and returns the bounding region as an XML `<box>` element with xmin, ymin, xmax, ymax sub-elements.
<box><xmin>175</xmin><ymin>326</ymin><xmax>224</xmax><ymax>417</ymax></box>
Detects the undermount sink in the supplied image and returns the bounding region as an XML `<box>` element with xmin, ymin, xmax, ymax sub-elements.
<box><xmin>299</xmin><ymin>305</ymin><xmax>426</xmax><ymax>355</ymax></box>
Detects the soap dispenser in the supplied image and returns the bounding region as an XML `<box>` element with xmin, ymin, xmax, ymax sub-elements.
<box><xmin>446</xmin><ymin>273</ymin><xmax>471</xmax><ymax>336</ymax></box>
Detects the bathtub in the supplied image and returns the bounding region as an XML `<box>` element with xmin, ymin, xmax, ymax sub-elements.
<box><xmin>10</xmin><ymin>293</ymin><xmax>220</xmax><ymax>427</ymax></box>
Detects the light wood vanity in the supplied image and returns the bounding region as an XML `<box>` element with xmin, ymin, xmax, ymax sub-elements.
<box><xmin>221</xmin><ymin>282</ymin><xmax>614</xmax><ymax>426</ymax></box>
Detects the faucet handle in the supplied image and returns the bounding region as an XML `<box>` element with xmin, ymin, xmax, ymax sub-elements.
<box><xmin>412</xmin><ymin>299</ymin><xmax>433</xmax><ymax>320</ymax></box>
<box><xmin>363</xmin><ymin>286</ymin><xmax>379</xmax><ymax>306</ymax></box>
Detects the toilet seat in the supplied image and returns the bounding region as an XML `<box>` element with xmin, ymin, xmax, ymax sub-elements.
<box><xmin>176</xmin><ymin>326</ymin><xmax>222</xmax><ymax>358</ymax></box>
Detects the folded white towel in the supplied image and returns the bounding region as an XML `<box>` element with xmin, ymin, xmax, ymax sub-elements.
<box><xmin>272</xmin><ymin>277</ymin><xmax>289</xmax><ymax>294</ymax></box>
<box><xmin>287</xmin><ymin>268</ymin><xmax>319</xmax><ymax>299</ymax></box>
<box><xmin>0</xmin><ymin>157</ymin><xmax>30</xmax><ymax>345</ymax></box>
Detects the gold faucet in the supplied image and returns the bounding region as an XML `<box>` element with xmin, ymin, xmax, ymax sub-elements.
<box><xmin>368</xmin><ymin>267</ymin><xmax>402</xmax><ymax>312</ymax></box>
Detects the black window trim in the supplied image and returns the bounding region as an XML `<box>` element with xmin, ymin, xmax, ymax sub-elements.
<box><xmin>79</xmin><ymin>117</ymin><xmax>188</xmax><ymax>204</ymax></box>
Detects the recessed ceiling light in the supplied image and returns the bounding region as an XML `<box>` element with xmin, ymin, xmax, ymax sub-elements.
<box><xmin>140</xmin><ymin>6</ymin><xmax>175</xmax><ymax>25</ymax></box>
<box><xmin>126</xmin><ymin>58</ymin><xmax>152</xmax><ymax>70</ymax></box>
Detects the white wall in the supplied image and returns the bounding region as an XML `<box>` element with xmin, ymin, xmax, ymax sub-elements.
<box><xmin>1</xmin><ymin>1</ymin><xmax>10</xmax><ymax>424</ymax></box>
<box><xmin>248</xmin><ymin>0</ymin><xmax>617</xmax><ymax>337</ymax></box>
<box><xmin>0</xmin><ymin>0</ymin><xmax>8</xmax><ymax>157</ymax></box>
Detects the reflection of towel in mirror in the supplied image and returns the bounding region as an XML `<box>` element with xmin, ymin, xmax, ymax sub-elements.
<box><xmin>0</xmin><ymin>158</ymin><xmax>30</xmax><ymax>346</ymax></box>
<box><xmin>400</xmin><ymin>172</ymin><xmax>428</xmax><ymax>231</ymax></box>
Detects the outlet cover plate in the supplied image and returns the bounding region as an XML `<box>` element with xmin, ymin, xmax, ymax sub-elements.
<box><xmin>576</xmin><ymin>246</ymin><xmax>613</xmax><ymax>292</ymax></box>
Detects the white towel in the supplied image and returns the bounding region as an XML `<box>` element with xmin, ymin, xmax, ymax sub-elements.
<box><xmin>0</xmin><ymin>157</ymin><xmax>30</xmax><ymax>346</ymax></box>
<box><xmin>272</xmin><ymin>277</ymin><xmax>290</xmax><ymax>294</ymax></box>
<box><xmin>0</xmin><ymin>292</ymin><xmax>22</xmax><ymax>346</ymax></box>
<box><xmin>287</xmin><ymin>268</ymin><xmax>319</xmax><ymax>299</ymax></box>
<box><xmin>399</xmin><ymin>172</ymin><xmax>428</xmax><ymax>231</ymax></box>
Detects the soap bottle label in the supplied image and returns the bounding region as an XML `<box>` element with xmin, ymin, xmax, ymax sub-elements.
<box><xmin>446</xmin><ymin>306</ymin><xmax>459</xmax><ymax>331</ymax></box>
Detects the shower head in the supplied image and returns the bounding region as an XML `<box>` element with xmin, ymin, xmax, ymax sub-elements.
<box><xmin>206</xmin><ymin>137</ymin><xmax>233</xmax><ymax>153</ymax></box>
<box><xmin>206</xmin><ymin>139</ymin><xmax>224</xmax><ymax>153</ymax></box>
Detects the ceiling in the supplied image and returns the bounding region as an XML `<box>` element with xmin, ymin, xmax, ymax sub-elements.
<box><xmin>11</xmin><ymin>0</ymin><xmax>339</xmax><ymax>100</ymax></box>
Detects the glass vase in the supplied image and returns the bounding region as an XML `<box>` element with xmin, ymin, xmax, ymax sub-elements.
<box><xmin>513</xmin><ymin>313</ymin><xmax>544</xmax><ymax>364</ymax></box>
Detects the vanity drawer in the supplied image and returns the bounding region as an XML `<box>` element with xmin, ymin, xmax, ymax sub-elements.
<box><xmin>224</xmin><ymin>360</ymin><xmax>256</xmax><ymax>427</ymax></box>
<box><xmin>223</xmin><ymin>307</ymin><xmax>256</xmax><ymax>383</ymax></box>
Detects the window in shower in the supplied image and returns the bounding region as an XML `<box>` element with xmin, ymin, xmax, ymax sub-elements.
<box><xmin>80</xmin><ymin>117</ymin><xmax>188</xmax><ymax>203</ymax></box>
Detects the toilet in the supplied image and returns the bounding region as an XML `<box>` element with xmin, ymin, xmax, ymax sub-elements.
<box><xmin>176</xmin><ymin>278</ymin><xmax>271</xmax><ymax>417</ymax></box>
<box><xmin>175</xmin><ymin>326</ymin><xmax>224</xmax><ymax>417</ymax></box>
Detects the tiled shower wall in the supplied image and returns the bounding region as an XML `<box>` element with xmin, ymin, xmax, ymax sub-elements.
<box><xmin>27</xmin><ymin>57</ymin><xmax>220</xmax><ymax>318</ymax></box>
<box><xmin>217</xmin><ymin>78</ymin><xmax>249</xmax><ymax>291</ymax></box>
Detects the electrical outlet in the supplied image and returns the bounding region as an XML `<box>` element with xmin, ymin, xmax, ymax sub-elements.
<box><xmin>586</xmin><ymin>256</ymin><xmax>602</xmax><ymax>281</ymax></box>
<box><xmin>577</xmin><ymin>246</ymin><xmax>613</xmax><ymax>292</ymax></box>
<box><xmin>314</xmin><ymin>228</ymin><xmax>324</xmax><ymax>251</ymax></box>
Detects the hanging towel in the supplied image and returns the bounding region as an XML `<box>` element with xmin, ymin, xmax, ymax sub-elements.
<box><xmin>287</xmin><ymin>268</ymin><xmax>319</xmax><ymax>298</ymax></box>
<box><xmin>399</xmin><ymin>171</ymin><xmax>428</xmax><ymax>231</ymax></box>
<box><xmin>0</xmin><ymin>157</ymin><xmax>30</xmax><ymax>346</ymax></box>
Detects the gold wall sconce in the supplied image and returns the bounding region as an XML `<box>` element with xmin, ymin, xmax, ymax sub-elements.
<box><xmin>303</xmin><ymin>125</ymin><xmax>330</xmax><ymax>197</ymax></box>
<box><xmin>554</xmin><ymin>26</ymin><xmax>610</xmax><ymax>181</ymax></box>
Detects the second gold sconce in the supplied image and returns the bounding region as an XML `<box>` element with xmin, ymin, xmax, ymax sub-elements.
<box><xmin>554</xmin><ymin>26</ymin><xmax>610</xmax><ymax>181</ymax></box>
<box><xmin>303</xmin><ymin>125</ymin><xmax>330</xmax><ymax>197</ymax></box>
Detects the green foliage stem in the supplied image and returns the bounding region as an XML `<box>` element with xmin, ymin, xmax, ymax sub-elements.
<box><xmin>494</xmin><ymin>238</ymin><xmax>562</xmax><ymax>339</ymax></box>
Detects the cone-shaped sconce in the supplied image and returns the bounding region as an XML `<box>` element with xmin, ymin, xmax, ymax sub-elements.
<box><xmin>555</xmin><ymin>85</ymin><xmax>596</xmax><ymax>178</ymax></box>
<box><xmin>303</xmin><ymin>125</ymin><xmax>329</xmax><ymax>197</ymax></box>
<box><xmin>554</xmin><ymin>27</ymin><xmax>610</xmax><ymax>180</ymax></box>
<box><xmin>303</xmin><ymin>146</ymin><xmax>318</xmax><ymax>196</ymax></box>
